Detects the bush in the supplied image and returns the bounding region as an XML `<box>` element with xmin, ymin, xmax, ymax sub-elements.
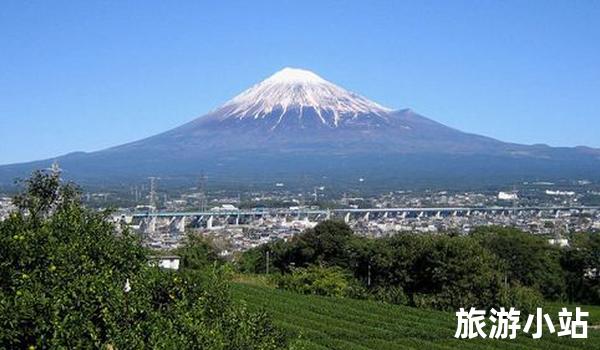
<box><xmin>371</xmin><ymin>286</ymin><xmax>409</xmax><ymax>305</ymax></box>
<box><xmin>0</xmin><ymin>171</ymin><xmax>288</xmax><ymax>349</ymax></box>
<box><xmin>275</xmin><ymin>266</ymin><xmax>365</xmax><ymax>298</ymax></box>
<box><xmin>176</xmin><ymin>233</ymin><xmax>222</xmax><ymax>270</ymax></box>
<box><xmin>500</xmin><ymin>284</ymin><xmax>545</xmax><ymax>315</ymax></box>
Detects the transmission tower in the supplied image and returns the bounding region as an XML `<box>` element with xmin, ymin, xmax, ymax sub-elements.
<box><xmin>198</xmin><ymin>172</ymin><xmax>208</xmax><ymax>212</ymax></box>
<box><xmin>148</xmin><ymin>177</ymin><xmax>159</xmax><ymax>212</ymax></box>
<box><xmin>46</xmin><ymin>160</ymin><xmax>63</xmax><ymax>180</ymax></box>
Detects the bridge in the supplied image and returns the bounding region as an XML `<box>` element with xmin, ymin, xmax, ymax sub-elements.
<box><xmin>129</xmin><ymin>206</ymin><xmax>600</xmax><ymax>217</ymax></box>
<box><xmin>115</xmin><ymin>206</ymin><xmax>600</xmax><ymax>235</ymax></box>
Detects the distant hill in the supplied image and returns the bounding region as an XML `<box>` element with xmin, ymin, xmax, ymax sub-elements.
<box><xmin>2</xmin><ymin>67</ymin><xmax>599</xmax><ymax>189</ymax></box>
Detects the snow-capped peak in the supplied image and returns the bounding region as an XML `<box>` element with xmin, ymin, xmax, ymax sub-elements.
<box><xmin>219</xmin><ymin>67</ymin><xmax>392</xmax><ymax>127</ymax></box>
<box><xmin>263</xmin><ymin>67</ymin><xmax>328</xmax><ymax>84</ymax></box>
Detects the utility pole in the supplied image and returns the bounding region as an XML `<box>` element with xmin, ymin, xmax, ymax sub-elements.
<box><xmin>266</xmin><ymin>250</ymin><xmax>270</xmax><ymax>275</ymax></box>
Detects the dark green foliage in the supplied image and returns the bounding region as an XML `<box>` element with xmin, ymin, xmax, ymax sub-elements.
<box><xmin>284</xmin><ymin>220</ymin><xmax>354</xmax><ymax>269</ymax></box>
<box><xmin>238</xmin><ymin>221</ymin><xmax>354</xmax><ymax>274</ymax></box>
<box><xmin>176</xmin><ymin>234</ymin><xmax>222</xmax><ymax>270</ymax></box>
<box><xmin>236</xmin><ymin>239</ymin><xmax>283</xmax><ymax>274</ymax></box>
<box><xmin>473</xmin><ymin>226</ymin><xmax>566</xmax><ymax>300</ymax></box>
<box><xmin>241</xmin><ymin>220</ymin><xmax>600</xmax><ymax>310</ymax></box>
<box><xmin>360</xmin><ymin>233</ymin><xmax>505</xmax><ymax>310</ymax></box>
<box><xmin>241</xmin><ymin>222</ymin><xmax>506</xmax><ymax>310</ymax></box>
<box><xmin>0</xmin><ymin>171</ymin><xmax>288</xmax><ymax>349</ymax></box>
<box><xmin>407</xmin><ymin>235</ymin><xmax>504</xmax><ymax>311</ymax></box>
<box><xmin>275</xmin><ymin>265</ymin><xmax>365</xmax><ymax>298</ymax></box>
<box><xmin>349</xmin><ymin>233</ymin><xmax>506</xmax><ymax>310</ymax></box>
<box><xmin>500</xmin><ymin>284</ymin><xmax>544</xmax><ymax>315</ymax></box>
<box><xmin>561</xmin><ymin>232</ymin><xmax>600</xmax><ymax>304</ymax></box>
<box><xmin>371</xmin><ymin>285</ymin><xmax>409</xmax><ymax>305</ymax></box>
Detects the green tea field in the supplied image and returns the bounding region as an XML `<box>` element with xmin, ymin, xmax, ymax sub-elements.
<box><xmin>232</xmin><ymin>282</ymin><xmax>600</xmax><ymax>350</ymax></box>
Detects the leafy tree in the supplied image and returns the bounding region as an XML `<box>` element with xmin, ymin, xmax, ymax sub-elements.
<box><xmin>176</xmin><ymin>234</ymin><xmax>222</xmax><ymax>270</ymax></box>
<box><xmin>407</xmin><ymin>235</ymin><xmax>504</xmax><ymax>310</ymax></box>
<box><xmin>240</xmin><ymin>221</ymin><xmax>507</xmax><ymax>310</ymax></box>
<box><xmin>239</xmin><ymin>221</ymin><xmax>577</xmax><ymax>311</ymax></box>
<box><xmin>350</xmin><ymin>234</ymin><xmax>417</xmax><ymax>290</ymax></box>
<box><xmin>561</xmin><ymin>232</ymin><xmax>600</xmax><ymax>303</ymax></box>
<box><xmin>237</xmin><ymin>238</ymin><xmax>291</xmax><ymax>274</ymax></box>
<box><xmin>473</xmin><ymin>226</ymin><xmax>566</xmax><ymax>300</ymax></box>
<box><xmin>12</xmin><ymin>170</ymin><xmax>79</xmax><ymax>221</ymax></box>
<box><xmin>0</xmin><ymin>171</ymin><xmax>288</xmax><ymax>349</ymax></box>
<box><xmin>289</xmin><ymin>220</ymin><xmax>354</xmax><ymax>267</ymax></box>
<box><xmin>238</xmin><ymin>220</ymin><xmax>355</xmax><ymax>274</ymax></box>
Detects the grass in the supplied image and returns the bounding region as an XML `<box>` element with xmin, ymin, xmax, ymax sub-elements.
<box><xmin>231</xmin><ymin>280</ymin><xmax>600</xmax><ymax>350</ymax></box>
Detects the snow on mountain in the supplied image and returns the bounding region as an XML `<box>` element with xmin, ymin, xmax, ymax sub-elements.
<box><xmin>218</xmin><ymin>67</ymin><xmax>391</xmax><ymax>128</ymax></box>
<box><xmin>2</xmin><ymin>66</ymin><xmax>599</xmax><ymax>188</ymax></box>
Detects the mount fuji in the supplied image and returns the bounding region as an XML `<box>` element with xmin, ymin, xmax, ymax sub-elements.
<box><xmin>2</xmin><ymin>67</ymin><xmax>599</xmax><ymax>189</ymax></box>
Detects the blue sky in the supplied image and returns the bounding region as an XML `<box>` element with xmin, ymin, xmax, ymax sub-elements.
<box><xmin>1</xmin><ymin>1</ymin><xmax>599</xmax><ymax>165</ymax></box>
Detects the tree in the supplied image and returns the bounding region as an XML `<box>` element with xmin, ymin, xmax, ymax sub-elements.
<box><xmin>0</xmin><ymin>171</ymin><xmax>288</xmax><ymax>349</ymax></box>
<box><xmin>288</xmin><ymin>220</ymin><xmax>354</xmax><ymax>267</ymax></box>
<box><xmin>473</xmin><ymin>226</ymin><xmax>566</xmax><ymax>300</ymax></box>
<box><xmin>407</xmin><ymin>235</ymin><xmax>504</xmax><ymax>310</ymax></box>
<box><xmin>238</xmin><ymin>220</ymin><xmax>356</xmax><ymax>274</ymax></box>
<box><xmin>176</xmin><ymin>234</ymin><xmax>222</xmax><ymax>270</ymax></box>
<box><xmin>237</xmin><ymin>238</ymin><xmax>291</xmax><ymax>274</ymax></box>
<box><xmin>561</xmin><ymin>232</ymin><xmax>600</xmax><ymax>304</ymax></box>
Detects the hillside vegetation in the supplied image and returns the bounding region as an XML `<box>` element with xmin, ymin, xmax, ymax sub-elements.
<box><xmin>0</xmin><ymin>171</ymin><xmax>288</xmax><ymax>349</ymax></box>
<box><xmin>239</xmin><ymin>221</ymin><xmax>600</xmax><ymax>311</ymax></box>
<box><xmin>232</xmin><ymin>281</ymin><xmax>600</xmax><ymax>350</ymax></box>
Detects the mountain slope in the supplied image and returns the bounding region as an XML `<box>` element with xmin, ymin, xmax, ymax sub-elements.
<box><xmin>1</xmin><ymin>67</ymin><xmax>599</xmax><ymax>188</ymax></box>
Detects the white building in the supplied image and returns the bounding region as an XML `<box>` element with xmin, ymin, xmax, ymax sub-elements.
<box><xmin>148</xmin><ymin>255</ymin><xmax>181</xmax><ymax>270</ymax></box>
<box><xmin>210</xmin><ymin>204</ymin><xmax>239</xmax><ymax>211</ymax></box>
<box><xmin>498</xmin><ymin>191</ymin><xmax>518</xmax><ymax>201</ymax></box>
<box><xmin>548</xmin><ymin>238</ymin><xmax>569</xmax><ymax>247</ymax></box>
<box><xmin>546</xmin><ymin>190</ymin><xmax>576</xmax><ymax>196</ymax></box>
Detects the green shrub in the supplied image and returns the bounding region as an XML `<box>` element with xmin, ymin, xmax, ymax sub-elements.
<box><xmin>0</xmin><ymin>171</ymin><xmax>288</xmax><ymax>349</ymax></box>
<box><xmin>275</xmin><ymin>265</ymin><xmax>365</xmax><ymax>298</ymax></box>
<box><xmin>371</xmin><ymin>285</ymin><xmax>409</xmax><ymax>305</ymax></box>
<box><xmin>500</xmin><ymin>284</ymin><xmax>545</xmax><ymax>315</ymax></box>
<box><xmin>176</xmin><ymin>233</ymin><xmax>222</xmax><ymax>270</ymax></box>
